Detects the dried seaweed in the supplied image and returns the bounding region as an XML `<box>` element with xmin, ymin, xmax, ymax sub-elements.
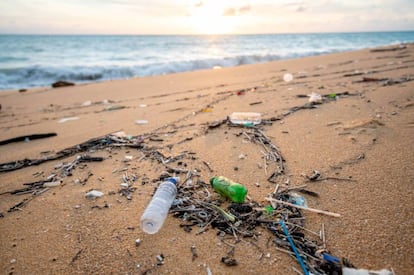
<box><xmin>0</xmin><ymin>133</ymin><xmax>143</xmax><ymax>173</ymax></box>
<box><xmin>170</xmin><ymin>172</ymin><xmax>341</xmax><ymax>274</ymax></box>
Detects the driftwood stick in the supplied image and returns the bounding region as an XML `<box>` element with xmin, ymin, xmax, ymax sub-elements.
<box><xmin>0</xmin><ymin>133</ymin><xmax>57</xmax><ymax>146</ymax></box>
<box><xmin>272</xmin><ymin>184</ymin><xmax>279</xmax><ymax>195</ymax></box>
<box><xmin>322</xmin><ymin>223</ymin><xmax>326</xmax><ymax>249</ymax></box>
<box><xmin>202</xmin><ymin>161</ymin><xmax>213</xmax><ymax>172</ymax></box>
<box><xmin>266</xmin><ymin>198</ymin><xmax>341</xmax><ymax>218</ymax></box>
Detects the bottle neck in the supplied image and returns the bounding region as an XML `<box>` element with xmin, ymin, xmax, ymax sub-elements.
<box><xmin>167</xmin><ymin>177</ymin><xmax>179</xmax><ymax>185</ymax></box>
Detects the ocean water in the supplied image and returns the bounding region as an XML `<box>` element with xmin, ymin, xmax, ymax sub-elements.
<box><xmin>0</xmin><ymin>32</ymin><xmax>413</xmax><ymax>90</ymax></box>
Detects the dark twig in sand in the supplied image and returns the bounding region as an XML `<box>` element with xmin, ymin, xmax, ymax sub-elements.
<box><xmin>7</xmin><ymin>195</ymin><xmax>39</xmax><ymax>212</ymax></box>
<box><xmin>202</xmin><ymin>161</ymin><xmax>213</xmax><ymax>172</ymax></box>
<box><xmin>307</xmin><ymin>177</ymin><xmax>356</xmax><ymax>182</ymax></box>
<box><xmin>70</xmin><ymin>249</ymin><xmax>83</xmax><ymax>265</ymax></box>
<box><xmin>0</xmin><ymin>133</ymin><xmax>57</xmax><ymax>146</ymax></box>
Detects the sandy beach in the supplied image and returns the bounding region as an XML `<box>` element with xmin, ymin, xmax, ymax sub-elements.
<box><xmin>0</xmin><ymin>44</ymin><xmax>413</xmax><ymax>274</ymax></box>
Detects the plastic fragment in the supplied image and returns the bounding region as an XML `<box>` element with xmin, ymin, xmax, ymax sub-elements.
<box><xmin>85</xmin><ymin>190</ymin><xmax>104</xmax><ymax>199</ymax></box>
<box><xmin>308</xmin><ymin>92</ymin><xmax>323</xmax><ymax>103</ymax></box>
<box><xmin>135</xmin><ymin>120</ymin><xmax>148</xmax><ymax>125</ymax></box>
<box><xmin>58</xmin><ymin>117</ymin><xmax>79</xmax><ymax>123</ymax></box>
<box><xmin>283</xmin><ymin>73</ymin><xmax>293</xmax><ymax>82</ymax></box>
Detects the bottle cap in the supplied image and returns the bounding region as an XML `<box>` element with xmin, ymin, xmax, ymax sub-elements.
<box><xmin>167</xmin><ymin>177</ymin><xmax>179</xmax><ymax>185</ymax></box>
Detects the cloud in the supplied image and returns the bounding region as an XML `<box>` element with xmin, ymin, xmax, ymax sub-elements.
<box><xmin>222</xmin><ymin>5</ymin><xmax>251</xmax><ymax>16</ymax></box>
<box><xmin>223</xmin><ymin>8</ymin><xmax>236</xmax><ymax>16</ymax></box>
<box><xmin>239</xmin><ymin>5</ymin><xmax>251</xmax><ymax>13</ymax></box>
<box><xmin>296</xmin><ymin>5</ymin><xmax>306</xmax><ymax>12</ymax></box>
<box><xmin>1</xmin><ymin>0</ymin><xmax>414</xmax><ymax>34</ymax></box>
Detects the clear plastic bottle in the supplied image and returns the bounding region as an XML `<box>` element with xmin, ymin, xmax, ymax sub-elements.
<box><xmin>140</xmin><ymin>177</ymin><xmax>179</xmax><ymax>234</ymax></box>
<box><xmin>229</xmin><ymin>112</ymin><xmax>261</xmax><ymax>126</ymax></box>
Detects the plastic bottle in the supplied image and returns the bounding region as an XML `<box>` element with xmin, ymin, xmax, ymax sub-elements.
<box><xmin>140</xmin><ymin>177</ymin><xmax>179</xmax><ymax>234</ymax></box>
<box><xmin>229</xmin><ymin>112</ymin><xmax>261</xmax><ymax>126</ymax></box>
<box><xmin>210</xmin><ymin>176</ymin><xmax>248</xmax><ymax>203</ymax></box>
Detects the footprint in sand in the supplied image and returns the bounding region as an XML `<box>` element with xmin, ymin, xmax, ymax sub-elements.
<box><xmin>328</xmin><ymin>118</ymin><xmax>385</xmax><ymax>143</ymax></box>
<box><xmin>342</xmin><ymin>118</ymin><xmax>384</xmax><ymax>131</ymax></box>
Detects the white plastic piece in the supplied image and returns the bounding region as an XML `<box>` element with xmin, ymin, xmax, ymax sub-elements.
<box><xmin>283</xmin><ymin>73</ymin><xmax>293</xmax><ymax>82</ymax></box>
<box><xmin>85</xmin><ymin>190</ymin><xmax>104</xmax><ymax>199</ymax></box>
<box><xmin>58</xmin><ymin>117</ymin><xmax>79</xmax><ymax>123</ymax></box>
<box><xmin>43</xmin><ymin>181</ymin><xmax>62</xmax><ymax>187</ymax></box>
<box><xmin>135</xmin><ymin>120</ymin><xmax>148</xmax><ymax>125</ymax></box>
<box><xmin>342</xmin><ymin>267</ymin><xmax>393</xmax><ymax>275</ymax></box>
<box><xmin>308</xmin><ymin>92</ymin><xmax>323</xmax><ymax>103</ymax></box>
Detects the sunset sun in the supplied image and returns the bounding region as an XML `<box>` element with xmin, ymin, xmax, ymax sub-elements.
<box><xmin>187</xmin><ymin>1</ymin><xmax>240</xmax><ymax>34</ymax></box>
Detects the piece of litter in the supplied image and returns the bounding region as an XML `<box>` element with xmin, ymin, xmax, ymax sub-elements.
<box><xmin>111</xmin><ymin>131</ymin><xmax>127</xmax><ymax>138</ymax></box>
<box><xmin>105</xmin><ymin>105</ymin><xmax>125</xmax><ymax>111</ymax></box>
<box><xmin>120</xmin><ymin>183</ymin><xmax>129</xmax><ymax>189</ymax></box>
<box><xmin>43</xmin><ymin>181</ymin><xmax>62</xmax><ymax>188</ymax></box>
<box><xmin>206</xmin><ymin>266</ymin><xmax>212</xmax><ymax>275</ymax></box>
<box><xmin>85</xmin><ymin>190</ymin><xmax>104</xmax><ymax>199</ymax></box>
<box><xmin>308</xmin><ymin>170</ymin><xmax>321</xmax><ymax>181</ymax></box>
<box><xmin>124</xmin><ymin>155</ymin><xmax>133</xmax><ymax>161</ymax></box>
<box><xmin>308</xmin><ymin>92</ymin><xmax>323</xmax><ymax>103</ymax></box>
<box><xmin>58</xmin><ymin>117</ymin><xmax>79</xmax><ymax>123</ymax></box>
<box><xmin>135</xmin><ymin>239</ymin><xmax>141</xmax><ymax>247</ymax></box>
<box><xmin>289</xmin><ymin>192</ymin><xmax>307</xmax><ymax>207</ymax></box>
<box><xmin>229</xmin><ymin>112</ymin><xmax>261</xmax><ymax>126</ymax></box>
<box><xmin>135</xmin><ymin>120</ymin><xmax>148</xmax><ymax>125</ymax></box>
<box><xmin>342</xmin><ymin>267</ymin><xmax>393</xmax><ymax>275</ymax></box>
<box><xmin>283</xmin><ymin>73</ymin><xmax>293</xmax><ymax>82</ymax></box>
<box><xmin>139</xmin><ymin>104</ymin><xmax>147</xmax><ymax>108</ymax></box>
<box><xmin>156</xmin><ymin>254</ymin><xmax>164</xmax><ymax>263</ymax></box>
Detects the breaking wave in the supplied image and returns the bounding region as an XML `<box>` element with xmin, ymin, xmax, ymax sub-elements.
<box><xmin>0</xmin><ymin>52</ymin><xmax>330</xmax><ymax>90</ymax></box>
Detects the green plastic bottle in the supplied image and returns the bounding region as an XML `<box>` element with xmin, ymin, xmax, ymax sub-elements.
<box><xmin>210</xmin><ymin>176</ymin><xmax>248</xmax><ymax>203</ymax></box>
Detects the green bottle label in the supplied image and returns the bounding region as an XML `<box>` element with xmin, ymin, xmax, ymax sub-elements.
<box><xmin>210</xmin><ymin>176</ymin><xmax>248</xmax><ymax>203</ymax></box>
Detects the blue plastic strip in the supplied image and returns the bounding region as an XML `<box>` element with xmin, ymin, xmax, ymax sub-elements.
<box><xmin>322</xmin><ymin>253</ymin><xmax>340</xmax><ymax>264</ymax></box>
<box><xmin>279</xmin><ymin>220</ymin><xmax>309</xmax><ymax>275</ymax></box>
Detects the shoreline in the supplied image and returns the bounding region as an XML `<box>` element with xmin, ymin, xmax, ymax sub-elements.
<box><xmin>0</xmin><ymin>44</ymin><xmax>413</xmax><ymax>274</ymax></box>
<box><xmin>0</xmin><ymin>42</ymin><xmax>408</xmax><ymax>94</ymax></box>
<box><xmin>1</xmin><ymin>32</ymin><xmax>413</xmax><ymax>91</ymax></box>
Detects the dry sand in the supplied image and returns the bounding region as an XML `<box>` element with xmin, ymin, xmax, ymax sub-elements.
<box><xmin>0</xmin><ymin>44</ymin><xmax>413</xmax><ymax>274</ymax></box>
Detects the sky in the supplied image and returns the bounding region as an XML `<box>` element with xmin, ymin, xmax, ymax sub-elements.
<box><xmin>0</xmin><ymin>0</ymin><xmax>413</xmax><ymax>35</ymax></box>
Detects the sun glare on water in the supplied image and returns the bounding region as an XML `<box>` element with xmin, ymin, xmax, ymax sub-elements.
<box><xmin>187</xmin><ymin>1</ymin><xmax>241</xmax><ymax>34</ymax></box>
